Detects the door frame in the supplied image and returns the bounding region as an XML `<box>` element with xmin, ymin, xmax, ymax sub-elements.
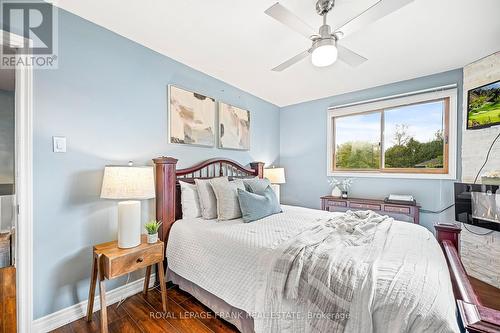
<box><xmin>1</xmin><ymin>30</ymin><xmax>34</xmax><ymax>333</ymax></box>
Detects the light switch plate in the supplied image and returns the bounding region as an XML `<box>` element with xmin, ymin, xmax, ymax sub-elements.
<box><xmin>53</xmin><ymin>136</ymin><xmax>66</xmax><ymax>153</ymax></box>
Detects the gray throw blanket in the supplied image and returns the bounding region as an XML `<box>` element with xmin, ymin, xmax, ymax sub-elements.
<box><xmin>255</xmin><ymin>210</ymin><xmax>393</xmax><ymax>333</ymax></box>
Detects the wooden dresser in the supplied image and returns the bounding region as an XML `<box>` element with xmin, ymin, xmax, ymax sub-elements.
<box><xmin>321</xmin><ymin>196</ymin><xmax>420</xmax><ymax>224</ymax></box>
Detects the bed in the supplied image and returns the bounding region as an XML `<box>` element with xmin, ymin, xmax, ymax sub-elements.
<box><xmin>153</xmin><ymin>157</ymin><xmax>500</xmax><ymax>333</ymax></box>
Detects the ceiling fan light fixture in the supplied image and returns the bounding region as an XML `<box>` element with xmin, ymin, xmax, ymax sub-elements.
<box><xmin>311</xmin><ymin>39</ymin><xmax>338</xmax><ymax>67</ymax></box>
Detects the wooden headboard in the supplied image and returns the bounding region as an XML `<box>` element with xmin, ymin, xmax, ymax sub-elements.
<box><xmin>152</xmin><ymin>157</ymin><xmax>264</xmax><ymax>246</ymax></box>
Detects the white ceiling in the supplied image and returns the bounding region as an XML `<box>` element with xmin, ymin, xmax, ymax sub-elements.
<box><xmin>55</xmin><ymin>0</ymin><xmax>500</xmax><ymax>107</ymax></box>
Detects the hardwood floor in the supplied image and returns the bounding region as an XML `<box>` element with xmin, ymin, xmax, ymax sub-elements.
<box><xmin>0</xmin><ymin>266</ymin><xmax>17</xmax><ymax>333</ymax></box>
<box><xmin>470</xmin><ymin>276</ymin><xmax>500</xmax><ymax>311</ymax></box>
<box><xmin>51</xmin><ymin>285</ymin><xmax>238</xmax><ymax>333</ymax></box>
<box><xmin>51</xmin><ymin>278</ymin><xmax>500</xmax><ymax>333</ymax></box>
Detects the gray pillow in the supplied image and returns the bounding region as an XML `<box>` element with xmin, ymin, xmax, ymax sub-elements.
<box><xmin>195</xmin><ymin>177</ymin><xmax>227</xmax><ymax>219</ymax></box>
<box><xmin>237</xmin><ymin>186</ymin><xmax>282</xmax><ymax>223</ymax></box>
<box><xmin>243</xmin><ymin>178</ymin><xmax>271</xmax><ymax>195</ymax></box>
<box><xmin>210</xmin><ymin>178</ymin><xmax>245</xmax><ymax>220</ymax></box>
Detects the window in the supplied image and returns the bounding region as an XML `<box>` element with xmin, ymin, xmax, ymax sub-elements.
<box><xmin>327</xmin><ymin>88</ymin><xmax>457</xmax><ymax>179</ymax></box>
<box><xmin>335</xmin><ymin>112</ymin><xmax>381</xmax><ymax>170</ymax></box>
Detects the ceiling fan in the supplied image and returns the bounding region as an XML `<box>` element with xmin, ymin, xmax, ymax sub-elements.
<box><xmin>265</xmin><ymin>0</ymin><xmax>414</xmax><ymax>71</ymax></box>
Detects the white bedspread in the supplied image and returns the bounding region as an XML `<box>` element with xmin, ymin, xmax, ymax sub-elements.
<box><xmin>166</xmin><ymin>205</ymin><xmax>459</xmax><ymax>333</ymax></box>
<box><xmin>167</xmin><ymin>205</ymin><xmax>332</xmax><ymax>313</ymax></box>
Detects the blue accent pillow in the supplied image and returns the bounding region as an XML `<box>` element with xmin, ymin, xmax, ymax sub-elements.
<box><xmin>243</xmin><ymin>178</ymin><xmax>271</xmax><ymax>195</ymax></box>
<box><xmin>237</xmin><ymin>186</ymin><xmax>282</xmax><ymax>223</ymax></box>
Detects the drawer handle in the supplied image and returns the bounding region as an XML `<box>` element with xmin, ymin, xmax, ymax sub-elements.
<box><xmin>136</xmin><ymin>257</ymin><xmax>144</xmax><ymax>263</ymax></box>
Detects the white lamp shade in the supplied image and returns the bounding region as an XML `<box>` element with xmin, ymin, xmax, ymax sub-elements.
<box><xmin>100</xmin><ymin>165</ymin><xmax>155</xmax><ymax>200</ymax></box>
<box><xmin>264</xmin><ymin>167</ymin><xmax>286</xmax><ymax>184</ymax></box>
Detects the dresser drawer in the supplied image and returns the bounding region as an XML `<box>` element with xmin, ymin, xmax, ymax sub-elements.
<box><xmin>384</xmin><ymin>205</ymin><xmax>411</xmax><ymax>214</ymax></box>
<box><xmin>326</xmin><ymin>200</ymin><xmax>347</xmax><ymax>207</ymax></box>
<box><xmin>327</xmin><ymin>206</ymin><xmax>349</xmax><ymax>213</ymax></box>
<box><xmin>349</xmin><ymin>202</ymin><xmax>381</xmax><ymax>211</ymax></box>
<box><xmin>102</xmin><ymin>243</ymin><xmax>163</xmax><ymax>279</ymax></box>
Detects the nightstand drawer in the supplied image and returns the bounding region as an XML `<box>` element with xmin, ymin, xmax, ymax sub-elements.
<box><xmin>103</xmin><ymin>243</ymin><xmax>163</xmax><ymax>279</ymax></box>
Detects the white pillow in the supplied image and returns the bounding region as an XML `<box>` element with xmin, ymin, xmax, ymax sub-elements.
<box><xmin>179</xmin><ymin>181</ymin><xmax>201</xmax><ymax>219</ymax></box>
<box><xmin>210</xmin><ymin>178</ymin><xmax>245</xmax><ymax>220</ymax></box>
<box><xmin>195</xmin><ymin>177</ymin><xmax>227</xmax><ymax>219</ymax></box>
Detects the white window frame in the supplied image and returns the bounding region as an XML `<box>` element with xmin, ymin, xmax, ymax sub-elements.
<box><xmin>327</xmin><ymin>87</ymin><xmax>458</xmax><ymax>179</ymax></box>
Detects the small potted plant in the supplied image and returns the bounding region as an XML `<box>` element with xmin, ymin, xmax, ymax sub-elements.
<box><xmin>144</xmin><ymin>220</ymin><xmax>162</xmax><ymax>244</ymax></box>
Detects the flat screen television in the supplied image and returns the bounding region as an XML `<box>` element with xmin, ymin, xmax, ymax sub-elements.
<box><xmin>455</xmin><ymin>182</ymin><xmax>500</xmax><ymax>232</ymax></box>
<box><xmin>467</xmin><ymin>79</ymin><xmax>500</xmax><ymax>130</ymax></box>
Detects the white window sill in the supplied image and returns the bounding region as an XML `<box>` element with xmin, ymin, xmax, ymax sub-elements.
<box><xmin>328</xmin><ymin>171</ymin><xmax>457</xmax><ymax>180</ymax></box>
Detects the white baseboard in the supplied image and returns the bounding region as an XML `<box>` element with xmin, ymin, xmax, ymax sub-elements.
<box><xmin>32</xmin><ymin>274</ymin><xmax>156</xmax><ymax>333</ymax></box>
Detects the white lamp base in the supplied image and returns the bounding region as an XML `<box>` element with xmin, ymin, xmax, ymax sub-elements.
<box><xmin>117</xmin><ymin>200</ymin><xmax>141</xmax><ymax>248</ymax></box>
<box><xmin>271</xmin><ymin>184</ymin><xmax>281</xmax><ymax>203</ymax></box>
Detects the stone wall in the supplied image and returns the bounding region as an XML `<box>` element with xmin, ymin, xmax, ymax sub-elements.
<box><xmin>460</xmin><ymin>51</ymin><xmax>500</xmax><ymax>289</ymax></box>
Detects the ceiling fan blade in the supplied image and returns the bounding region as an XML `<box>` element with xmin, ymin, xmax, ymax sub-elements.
<box><xmin>337</xmin><ymin>45</ymin><xmax>367</xmax><ymax>67</ymax></box>
<box><xmin>272</xmin><ymin>50</ymin><xmax>310</xmax><ymax>72</ymax></box>
<box><xmin>265</xmin><ymin>2</ymin><xmax>315</xmax><ymax>39</ymax></box>
<box><xmin>334</xmin><ymin>0</ymin><xmax>414</xmax><ymax>38</ymax></box>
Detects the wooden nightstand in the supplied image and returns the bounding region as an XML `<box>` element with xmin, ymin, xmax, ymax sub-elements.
<box><xmin>86</xmin><ymin>235</ymin><xmax>167</xmax><ymax>333</ymax></box>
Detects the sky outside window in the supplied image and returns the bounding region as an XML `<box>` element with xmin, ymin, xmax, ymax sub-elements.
<box><xmin>384</xmin><ymin>101</ymin><xmax>444</xmax><ymax>149</ymax></box>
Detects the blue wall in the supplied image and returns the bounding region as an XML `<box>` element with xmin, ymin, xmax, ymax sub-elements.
<box><xmin>279</xmin><ymin>69</ymin><xmax>463</xmax><ymax>231</ymax></box>
<box><xmin>32</xmin><ymin>9</ymin><xmax>280</xmax><ymax>319</ymax></box>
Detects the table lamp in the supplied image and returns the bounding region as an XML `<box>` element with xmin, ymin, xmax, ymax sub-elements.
<box><xmin>264</xmin><ymin>167</ymin><xmax>286</xmax><ymax>202</ymax></box>
<box><xmin>100</xmin><ymin>163</ymin><xmax>155</xmax><ymax>248</ymax></box>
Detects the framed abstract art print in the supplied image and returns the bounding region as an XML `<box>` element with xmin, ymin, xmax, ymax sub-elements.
<box><xmin>218</xmin><ymin>102</ymin><xmax>250</xmax><ymax>150</ymax></box>
<box><xmin>168</xmin><ymin>85</ymin><xmax>216</xmax><ymax>147</ymax></box>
